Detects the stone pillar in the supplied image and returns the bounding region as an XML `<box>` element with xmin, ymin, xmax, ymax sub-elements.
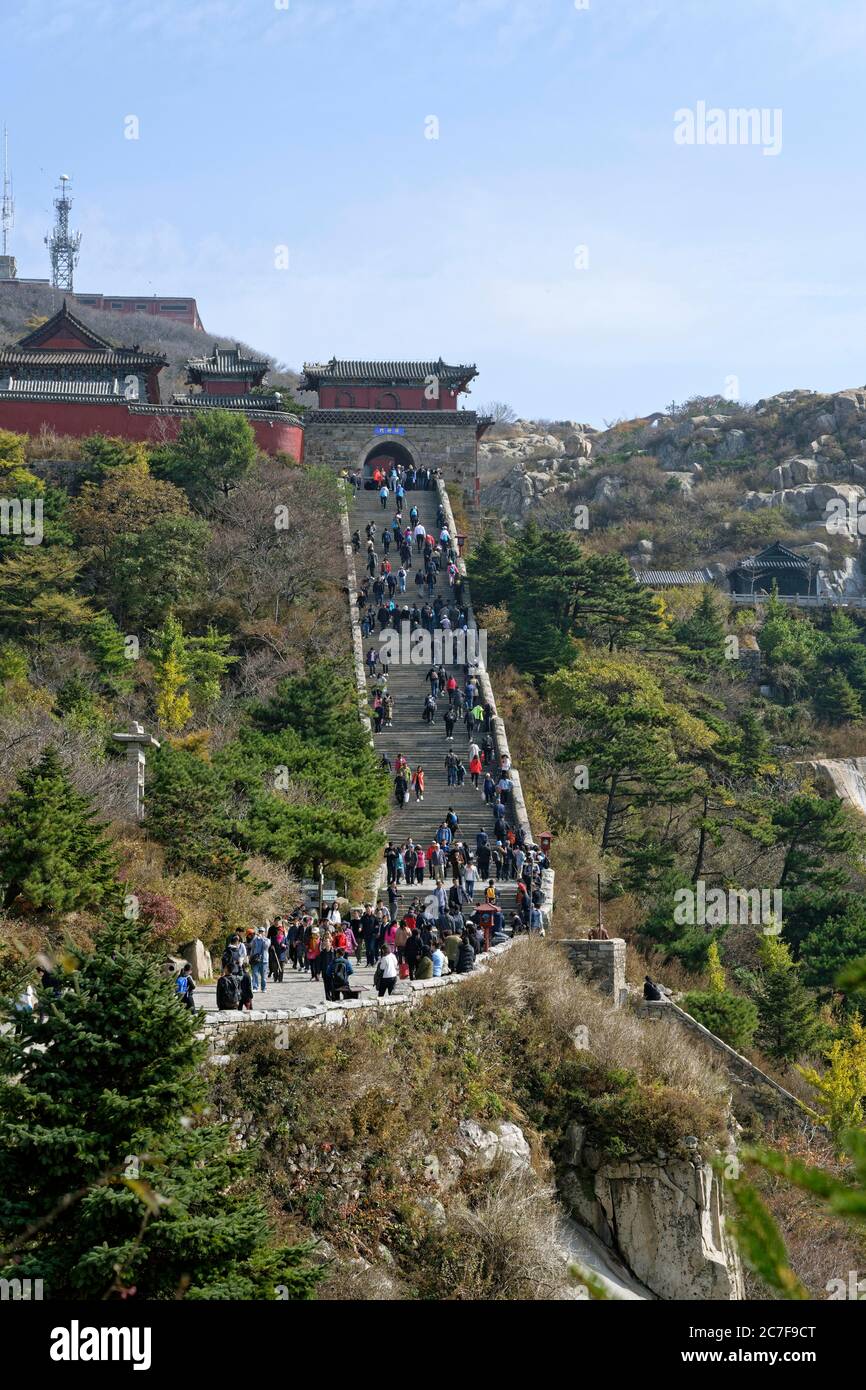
<box><xmin>556</xmin><ymin>938</ymin><xmax>627</xmax><ymax>1007</ymax></box>
<box><xmin>111</xmin><ymin>721</ymin><xmax>160</xmax><ymax>822</ymax></box>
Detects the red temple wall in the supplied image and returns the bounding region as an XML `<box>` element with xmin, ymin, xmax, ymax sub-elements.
<box><xmin>317</xmin><ymin>384</ymin><xmax>462</xmax><ymax>410</ymax></box>
<box><xmin>0</xmin><ymin>400</ymin><xmax>303</xmax><ymax>459</ymax></box>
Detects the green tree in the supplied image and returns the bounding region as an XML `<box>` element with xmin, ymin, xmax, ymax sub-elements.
<box><xmin>797</xmin><ymin>1017</ymin><xmax>866</xmax><ymax>1142</ymax></box>
<box><xmin>150</xmin><ymin>411</ymin><xmax>257</xmax><ymax>511</ymax></box>
<box><xmin>814</xmin><ymin>670</ymin><xmax>862</xmax><ymax>724</ymax></box>
<box><xmin>0</xmin><ymin>919</ymin><xmax>320</xmax><ymax>1300</ymax></box>
<box><xmin>753</xmin><ymin>937</ymin><xmax>823</xmax><ymax>1062</ymax></box>
<box><xmin>682</xmin><ymin>988</ymin><xmax>758</xmax><ymax>1051</ymax></box>
<box><xmin>145</xmin><ymin>743</ymin><xmax>248</xmax><ymax>879</ymax></box>
<box><xmin>548</xmin><ymin>654</ymin><xmax>715</xmax><ymax>851</ymax></box>
<box><xmin>676</xmin><ymin>588</ymin><xmax>728</xmax><ymax>665</ymax></box>
<box><xmin>108</xmin><ymin>514</ymin><xmax>209</xmax><ymax>627</ymax></box>
<box><xmin>0</xmin><ymin>747</ymin><xmax>118</xmax><ymax>913</ymax></box>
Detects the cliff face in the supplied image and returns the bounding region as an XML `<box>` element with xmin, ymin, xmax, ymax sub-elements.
<box><xmin>560</xmin><ymin>1126</ymin><xmax>743</xmax><ymax>1301</ymax></box>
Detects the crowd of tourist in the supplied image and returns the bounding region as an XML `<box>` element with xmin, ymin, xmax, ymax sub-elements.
<box><xmin>210</xmin><ymin>456</ymin><xmax>549</xmax><ymax>1015</ymax></box>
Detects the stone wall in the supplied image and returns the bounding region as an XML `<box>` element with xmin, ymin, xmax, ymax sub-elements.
<box><xmin>197</xmin><ymin>939</ymin><xmax>517</xmax><ymax>1060</ymax></box>
<box><xmin>434</xmin><ymin>476</ymin><xmax>555</xmax><ymax>927</ymax></box>
<box><xmin>556</xmin><ymin>938</ymin><xmax>627</xmax><ymax>1007</ymax></box>
<box><xmin>637</xmin><ymin>999</ymin><xmax>810</xmax><ymax>1128</ymax></box>
<box><xmin>303</xmin><ymin>408</ymin><xmax>479</xmax><ymax>483</ymax></box>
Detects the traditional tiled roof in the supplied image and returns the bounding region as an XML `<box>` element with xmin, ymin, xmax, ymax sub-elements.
<box><xmin>633</xmin><ymin>568</ymin><xmax>715</xmax><ymax>586</ymax></box>
<box><xmin>173</xmin><ymin>392</ymin><xmax>282</xmax><ymax>410</ymax></box>
<box><xmin>0</xmin><ymin>380</ymin><xmax>127</xmax><ymax>400</ymax></box>
<box><xmin>185</xmin><ymin>345</ymin><xmax>269</xmax><ymax>380</ymax></box>
<box><xmin>3</xmin><ymin>300</ymin><xmax>166</xmax><ymax>369</ymax></box>
<box><xmin>735</xmin><ymin>542</ymin><xmax>814</xmax><ymax>571</ymax></box>
<box><xmin>16</xmin><ymin>301</ymin><xmax>116</xmax><ymax>350</ymax></box>
<box><xmin>0</xmin><ymin>349</ymin><xmax>165</xmax><ymax>369</ymax></box>
<box><xmin>298</xmin><ymin>358</ymin><xmax>478</xmax><ymax>389</ymax></box>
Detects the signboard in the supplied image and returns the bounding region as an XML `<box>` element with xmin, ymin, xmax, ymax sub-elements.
<box><xmin>374</xmin><ymin>426</ymin><xmax>406</xmax><ymax>436</ymax></box>
<box><xmin>301</xmin><ymin>880</ymin><xmax>338</xmax><ymax>906</ymax></box>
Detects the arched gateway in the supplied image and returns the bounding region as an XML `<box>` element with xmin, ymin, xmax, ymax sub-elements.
<box><xmin>299</xmin><ymin>358</ymin><xmax>491</xmax><ymax>485</ymax></box>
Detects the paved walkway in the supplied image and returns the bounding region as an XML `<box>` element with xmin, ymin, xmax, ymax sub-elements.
<box><xmin>195</xmin><ymin>961</ymin><xmax>413</xmax><ymax>1014</ymax></box>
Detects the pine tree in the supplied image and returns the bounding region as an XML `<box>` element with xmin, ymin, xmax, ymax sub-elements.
<box><xmin>0</xmin><ymin>746</ymin><xmax>119</xmax><ymax>913</ymax></box>
<box><xmin>682</xmin><ymin>989</ymin><xmax>758</xmax><ymax>1052</ymax></box>
<box><xmin>754</xmin><ymin>938</ymin><xmax>823</xmax><ymax>1062</ymax></box>
<box><xmin>814</xmin><ymin>670</ymin><xmax>862</xmax><ymax>725</ymax></box>
<box><xmin>0</xmin><ymin>919</ymin><xmax>320</xmax><ymax>1299</ymax></box>
<box><xmin>146</xmin><ymin>742</ymin><xmax>248</xmax><ymax>879</ymax></box>
<box><xmin>676</xmin><ymin>587</ymin><xmax>727</xmax><ymax>664</ymax></box>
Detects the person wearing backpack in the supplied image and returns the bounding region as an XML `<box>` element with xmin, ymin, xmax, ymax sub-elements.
<box><xmin>216</xmin><ymin>964</ymin><xmax>240</xmax><ymax>1011</ymax></box>
<box><xmin>175</xmin><ymin>963</ymin><xmax>196</xmax><ymax>1011</ymax></box>
<box><xmin>330</xmin><ymin>948</ymin><xmax>354</xmax><ymax>999</ymax></box>
<box><xmin>221</xmin><ymin>933</ymin><xmax>246</xmax><ymax>978</ymax></box>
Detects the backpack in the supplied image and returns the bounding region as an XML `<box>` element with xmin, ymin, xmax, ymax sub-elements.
<box><xmin>332</xmin><ymin>958</ymin><xmax>350</xmax><ymax>989</ymax></box>
<box><xmin>217</xmin><ymin>974</ymin><xmax>240</xmax><ymax>1010</ymax></box>
<box><xmin>176</xmin><ymin>973</ymin><xmax>191</xmax><ymax>996</ymax></box>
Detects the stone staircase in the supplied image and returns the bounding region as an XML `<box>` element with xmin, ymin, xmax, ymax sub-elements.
<box><xmin>350</xmin><ymin>481</ymin><xmax>521</xmax><ymax>916</ymax></box>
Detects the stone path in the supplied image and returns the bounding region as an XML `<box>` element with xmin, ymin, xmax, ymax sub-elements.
<box><xmin>194</xmin><ymin>960</ymin><xmax>409</xmax><ymax>1014</ymax></box>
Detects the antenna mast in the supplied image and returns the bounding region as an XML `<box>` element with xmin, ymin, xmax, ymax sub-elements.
<box><xmin>1</xmin><ymin>126</ymin><xmax>13</xmax><ymax>259</ymax></box>
<box><xmin>45</xmin><ymin>173</ymin><xmax>82</xmax><ymax>291</ymax></box>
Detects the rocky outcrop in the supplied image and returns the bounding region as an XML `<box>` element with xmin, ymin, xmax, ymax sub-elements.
<box><xmin>744</xmin><ymin>480</ymin><xmax>865</xmax><ymax>520</ymax></box>
<box><xmin>180</xmin><ymin>938</ymin><xmax>213</xmax><ymax>981</ymax></box>
<box><xmin>560</xmin><ymin>1131</ymin><xmax>743</xmax><ymax>1301</ymax></box>
<box><xmin>804</xmin><ymin>757</ymin><xmax>866</xmax><ymax>818</ymax></box>
<box><xmin>456</xmin><ymin>1119</ymin><xmax>534</xmax><ymax>1173</ymax></box>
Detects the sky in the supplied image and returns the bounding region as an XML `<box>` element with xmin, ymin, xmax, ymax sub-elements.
<box><xmin>4</xmin><ymin>0</ymin><xmax>866</xmax><ymax>424</ymax></box>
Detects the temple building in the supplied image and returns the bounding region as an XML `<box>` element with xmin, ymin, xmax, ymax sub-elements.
<box><xmin>0</xmin><ymin>304</ymin><xmax>303</xmax><ymax>457</ymax></box>
<box><xmin>299</xmin><ymin>357</ymin><xmax>490</xmax><ymax>483</ymax></box>
<box><xmin>727</xmin><ymin>542</ymin><xmax>820</xmax><ymax>598</ymax></box>
<box><xmin>0</xmin><ymin>301</ymin><xmax>166</xmax><ymax>405</ymax></box>
<box><xmin>174</xmin><ymin>344</ymin><xmax>280</xmax><ymax>410</ymax></box>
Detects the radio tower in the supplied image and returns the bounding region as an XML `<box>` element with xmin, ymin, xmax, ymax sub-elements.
<box><xmin>45</xmin><ymin>174</ymin><xmax>81</xmax><ymax>291</ymax></box>
<box><xmin>1</xmin><ymin>127</ymin><xmax>13</xmax><ymax>259</ymax></box>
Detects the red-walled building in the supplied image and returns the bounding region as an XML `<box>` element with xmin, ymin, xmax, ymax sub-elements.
<box><xmin>0</xmin><ymin>305</ymin><xmax>303</xmax><ymax>458</ymax></box>
<box><xmin>300</xmin><ymin>357</ymin><xmax>478</xmax><ymax>411</ymax></box>
<box><xmin>73</xmin><ymin>292</ymin><xmax>204</xmax><ymax>330</ymax></box>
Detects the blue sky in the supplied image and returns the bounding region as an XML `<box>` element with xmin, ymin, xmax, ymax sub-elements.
<box><xmin>5</xmin><ymin>0</ymin><xmax>866</xmax><ymax>423</ymax></box>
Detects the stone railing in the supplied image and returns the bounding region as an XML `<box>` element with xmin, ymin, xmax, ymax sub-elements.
<box><xmin>636</xmin><ymin>998</ymin><xmax>812</xmax><ymax>1128</ymax></box>
<box><xmin>197</xmin><ymin>938</ymin><xmax>517</xmax><ymax>1060</ymax></box>
<box><xmin>435</xmin><ymin>475</ymin><xmax>555</xmax><ymax>927</ymax></box>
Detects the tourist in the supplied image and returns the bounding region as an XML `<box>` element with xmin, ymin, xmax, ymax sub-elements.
<box><xmin>375</xmin><ymin>946</ymin><xmax>400</xmax><ymax>997</ymax></box>
<box><xmin>644</xmin><ymin>975</ymin><xmax>663</xmax><ymax>1001</ymax></box>
<box><xmin>412</xmin><ymin>765</ymin><xmax>425</xmax><ymax>801</ymax></box>
<box><xmin>216</xmin><ymin>964</ymin><xmax>240</xmax><ymax>1011</ymax></box>
<box><xmin>444</xmin><ymin>926</ymin><xmax>462</xmax><ymax>974</ymax></box>
<box><xmin>175</xmin><ymin>963</ymin><xmax>195</xmax><ymax>1010</ymax></box>
<box><xmin>456</xmin><ymin>930</ymin><xmax>476</xmax><ymax>974</ymax></box>
<box><xmin>249</xmin><ymin>926</ymin><xmax>269</xmax><ymax>993</ymax></box>
<box><xmin>239</xmin><ymin>963</ymin><xmax>254</xmax><ymax>1011</ymax></box>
